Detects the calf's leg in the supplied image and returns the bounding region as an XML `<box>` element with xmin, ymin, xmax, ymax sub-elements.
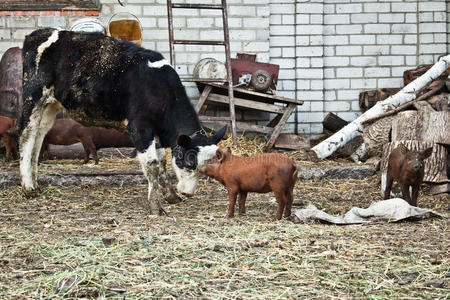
<box><xmin>131</xmin><ymin>122</ymin><xmax>180</xmax><ymax>215</ymax></box>
<box><xmin>20</xmin><ymin>86</ymin><xmax>61</xmax><ymax>192</ymax></box>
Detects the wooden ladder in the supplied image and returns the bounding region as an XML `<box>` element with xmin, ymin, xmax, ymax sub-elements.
<box><xmin>166</xmin><ymin>0</ymin><xmax>237</xmax><ymax>144</ymax></box>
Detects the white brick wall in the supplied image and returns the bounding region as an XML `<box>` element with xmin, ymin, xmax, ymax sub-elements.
<box><xmin>271</xmin><ymin>0</ymin><xmax>449</xmax><ymax>136</ymax></box>
<box><xmin>0</xmin><ymin>0</ymin><xmax>449</xmax><ymax>136</ymax></box>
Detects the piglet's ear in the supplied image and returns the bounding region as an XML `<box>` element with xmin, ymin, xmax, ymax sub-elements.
<box><xmin>420</xmin><ymin>147</ymin><xmax>433</xmax><ymax>159</ymax></box>
<box><xmin>216</xmin><ymin>148</ymin><xmax>225</xmax><ymax>163</ymax></box>
<box><xmin>177</xmin><ymin>134</ymin><xmax>191</xmax><ymax>148</ymax></box>
<box><xmin>398</xmin><ymin>143</ymin><xmax>409</xmax><ymax>155</ymax></box>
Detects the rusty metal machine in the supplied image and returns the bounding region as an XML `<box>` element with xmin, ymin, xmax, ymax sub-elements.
<box><xmin>231</xmin><ymin>53</ymin><xmax>279</xmax><ymax>93</ymax></box>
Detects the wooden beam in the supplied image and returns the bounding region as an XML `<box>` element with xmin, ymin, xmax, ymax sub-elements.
<box><xmin>265</xmin><ymin>103</ymin><xmax>296</xmax><ymax>151</ymax></box>
<box><xmin>206</xmin><ymin>93</ymin><xmax>286</xmax><ymax>114</ymax></box>
<box><xmin>195</xmin><ymin>85</ymin><xmax>212</xmax><ymax>113</ymax></box>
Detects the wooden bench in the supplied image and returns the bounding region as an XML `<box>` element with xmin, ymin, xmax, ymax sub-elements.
<box><xmin>195</xmin><ymin>82</ymin><xmax>303</xmax><ymax>151</ymax></box>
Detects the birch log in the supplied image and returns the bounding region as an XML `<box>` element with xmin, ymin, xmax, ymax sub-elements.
<box><xmin>312</xmin><ymin>55</ymin><xmax>450</xmax><ymax>159</ymax></box>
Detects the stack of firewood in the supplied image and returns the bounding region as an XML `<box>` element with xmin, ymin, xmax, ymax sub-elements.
<box><xmin>364</xmin><ymin>65</ymin><xmax>449</xmax><ymax>194</ymax></box>
<box><xmin>322</xmin><ymin>64</ymin><xmax>450</xmax><ymax>194</ymax></box>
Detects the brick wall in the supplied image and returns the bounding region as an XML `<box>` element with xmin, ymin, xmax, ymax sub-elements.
<box><xmin>271</xmin><ymin>0</ymin><xmax>449</xmax><ymax>136</ymax></box>
<box><xmin>0</xmin><ymin>0</ymin><xmax>449</xmax><ymax>136</ymax></box>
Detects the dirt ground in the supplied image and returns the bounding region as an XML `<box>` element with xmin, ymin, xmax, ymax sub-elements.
<box><xmin>0</xmin><ymin>152</ymin><xmax>448</xmax><ymax>299</ymax></box>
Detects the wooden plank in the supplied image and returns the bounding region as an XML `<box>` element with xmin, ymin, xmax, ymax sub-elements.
<box><xmin>199</xmin><ymin>116</ymin><xmax>231</xmax><ymax>122</ymax></box>
<box><xmin>195</xmin><ymin>85</ymin><xmax>212</xmax><ymax>113</ymax></box>
<box><xmin>206</xmin><ymin>93</ymin><xmax>286</xmax><ymax>114</ymax></box>
<box><xmin>428</xmin><ymin>183</ymin><xmax>450</xmax><ymax>195</ymax></box>
<box><xmin>267</xmin><ymin>114</ymin><xmax>282</xmax><ymax>128</ymax></box>
<box><xmin>265</xmin><ymin>103</ymin><xmax>296</xmax><ymax>151</ymax></box>
<box><xmin>200</xmin><ymin>82</ymin><xmax>304</xmax><ymax>105</ymax></box>
<box><xmin>199</xmin><ymin>119</ymin><xmax>274</xmax><ymax>135</ymax></box>
<box><xmin>274</xmin><ymin>134</ymin><xmax>310</xmax><ymax>150</ymax></box>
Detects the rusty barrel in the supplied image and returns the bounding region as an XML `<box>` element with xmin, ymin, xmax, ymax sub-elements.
<box><xmin>0</xmin><ymin>47</ymin><xmax>22</xmax><ymax>119</ymax></box>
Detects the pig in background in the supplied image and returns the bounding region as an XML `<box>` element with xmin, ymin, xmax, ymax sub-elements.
<box><xmin>0</xmin><ymin>115</ymin><xmax>18</xmax><ymax>161</ymax></box>
<box><xmin>383</xmin><ymin>143</ymin><xmax>433</xmax><ymax>206</ymax></box>
<box><xmin>41</xmin><ymin>118</ymin><xmax>135</xmax><ymax>164</ymax></box>
<box><xmin>200</xmin><ymin>148</ymin><xmax>298</xmax><ymax>220</ymax></box>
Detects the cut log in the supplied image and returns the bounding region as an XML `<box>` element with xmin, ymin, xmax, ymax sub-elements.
<box><xmin>361</xmin><ymin>82</ymin><xmax>444</xmax><ymax>125</ymax></box>
<box><xmin>274</xmin><ymin>133</ymin><xmax>310</xmax><ymax>150</ymax></box>
<box><xmin>403</xmin><ymin>65</ymin><xmax>450</xmax><ymax>86</ymax></box>
<box><xmin>428</xmin><ymin>183</ymin><xmax>450</xmax><ymax>195</ymax></box>
<box><xmin>363</xmin><ymin>115</ymin><xmax>395</xmax><ymax>158</ymax></box>
<box><xmin>381</xmin><ymin>140</ymin><xmax>448</xmax><ymax>183</ymax></box>
<box><xmin>359</xmin><ymin>88</ymin><xmax>401</xmax><ymax>112</ymax></box>
<box><xmin>427</xmin><ymin>93</ymin><xmax>449</xmax><ymax>111</ymax></box>
<box><xmin>335</xmin><ymin>136</ymin><xmax>363</xmax><ymax>158</ymax></box>
<box><xmin>312</xmin><ymin>55</ymin><xmax>450</xmax><ymax>159</ymax></box>
<box><xmin>391</xmin><ymin>111</ymin><xmax>450</xmax><ymax>145</ymax></box>
<box><xmin>412</xmin><ymin>100</ymin><xmax>435</xmax><ymax>112</ymax></box>
<box><xmin>322</xmin><ymin>112</ymin><xmax>348</xmax><ymax>133</ymax></box>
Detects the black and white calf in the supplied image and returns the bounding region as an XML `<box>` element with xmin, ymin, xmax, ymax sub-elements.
<box><xmin>19</xmin><ymin>28</ymin><xmax>226</xmax><ymax>214</ymax></box>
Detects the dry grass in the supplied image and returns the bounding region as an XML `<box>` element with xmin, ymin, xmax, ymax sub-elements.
<box><xmin>0</xmin><ymin>139</ymin><xmax>448</xmax><ymax>299</ymax></box>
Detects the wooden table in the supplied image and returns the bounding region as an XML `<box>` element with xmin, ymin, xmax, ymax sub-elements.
<box><xmin>195</xmin><ymin>83</ymin><xmax>304</xmax><ymax>151</ymax></box>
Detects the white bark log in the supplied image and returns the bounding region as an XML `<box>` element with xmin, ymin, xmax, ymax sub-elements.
<box><xmin>312</xmin><ymin>55</ymin><xmax>450</xmax><ymax>159</ymax></box>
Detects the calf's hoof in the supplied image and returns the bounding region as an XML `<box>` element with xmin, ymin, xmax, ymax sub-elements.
<box><xmin>166</xmin><ymin>194</ymin><xmax>183</xmax><ymax>204</ymax></box>
<box><xmin>21</xmin><ymin>187</ymin><xmax>42</xmax><ymax>198</ymax></box>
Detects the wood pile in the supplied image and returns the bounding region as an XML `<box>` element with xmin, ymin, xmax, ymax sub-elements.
<box><xmin>357</xmin><ymin>64</ymin><xmax>450</xmax><ymax>194</ymax></box>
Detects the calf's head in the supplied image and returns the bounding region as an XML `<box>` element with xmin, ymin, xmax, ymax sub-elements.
<box><xmin>171</xmin><ymin>126</ymin><xmax>227</xmax><ymax>195</ymax></box>
<box><xmin>399</xmin><ymin>144</ymin><xmax>433</xmax><ymax>174</ymax></box>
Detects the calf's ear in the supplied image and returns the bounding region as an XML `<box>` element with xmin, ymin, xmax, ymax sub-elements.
<box><xmin>211</xmin><ymin>125</ymin><xmax>227</xmax><ymax>144</ymax></box>
<box><xmin>420</xmin><ymin>147</ymin><xmax>433</xmax><ymax>159</ymax></box>
<box><xmin>177</xmin><ymin>134</ymin><xmax>192</xmax><ymax>148</ymax></box>
<box><xmin>398</xmin><ymin>143</ymin><xmax>409</xmax><ymax>155</ymax></box>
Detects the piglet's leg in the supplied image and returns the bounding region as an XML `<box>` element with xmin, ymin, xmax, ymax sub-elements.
<box><xmin>410</xmin><ymin>185</ymin><xmax>419</xmax><ymax>207</ymax></box>
<box><xmin>400</xmin><ymin>184</ymin><xmax>412</xmax><ymax>205</ymax></box>
<box><xmin>284</xmin><ymin>189</ymin><xmax>294</xmax><ymax>218</ymax></box>
<box><xmin>227</xmin><ymin>189</ymin><xmax>238</xmax><ymax>218</ymax></box>
<box><xmin>238</xmin><ymin>192</ymin><xmax>247</xmax><ymax>215</ymax></box>
<box><xmin>273</xmin><ymin>190</ymin><xmax>287</xmax><ymax>220</ymax></box>
<box><xmin>384</xmin><ymin>170</ymin><xmax>393</xmax><ymax>199</ymax></box>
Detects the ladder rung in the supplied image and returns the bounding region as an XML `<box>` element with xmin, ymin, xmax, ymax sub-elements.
<box><xmin>171</xmin><ymin>3</ymin><xmax>223</xmax><ymax>9</ymax></box>
<box><xmin>199</xmin><ymin>116</ymin><xmax>232</xmax><ymax>122</ymax></box>
<box><xmin>173</xmin><ymin>40</ymin><xmax>226</xmax><ymax>46</ymax></box>
<box><xmin>180</xmin><ymin>78</ymin><xmax>228</xmax><ymax>83</ymax></box>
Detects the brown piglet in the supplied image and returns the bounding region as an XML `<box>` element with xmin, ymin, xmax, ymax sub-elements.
<box><xmin>201</xmin><ymin>148</ymin><xmax>298</xmax><ymax>220</ymax></box>
<box><xmin>0</xmin><ymin>116</ymin><xmax>18</xmax><ymax>160</ymax></box>
<box><xmin>41</xmin><ymin>118</ymin><xmax>134</xmax><ymax>164</ymax></box>
<box><xmin>384</xmin><ymin>144</ymin><xmax>433</xmax><ymax>206</ymax></box>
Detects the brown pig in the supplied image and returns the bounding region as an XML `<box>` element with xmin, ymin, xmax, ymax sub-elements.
<box><xmin>0</xmin><ymin>116</ymin><xmax>18</xmax><ymax>160</ymax></box>
<box><xmin>201</xmin><ymin>148</ymin><xmax>298</xmax><ymax>220</ymax></box>
<box><xmin>41</xmin><ymin>118</ymin><xmax>135</xmax><ymax>164</ymax></box>
<box><xmin>384</xmin><ymin>144</ymin><xmax>433</xmax><ymax>206</ymax></box>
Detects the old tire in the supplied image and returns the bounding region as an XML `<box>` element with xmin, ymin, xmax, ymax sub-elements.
<box><xmin>251</xmin><ymin>69</ymin><xmax>272</xmax><ymax>92</ymax></box>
